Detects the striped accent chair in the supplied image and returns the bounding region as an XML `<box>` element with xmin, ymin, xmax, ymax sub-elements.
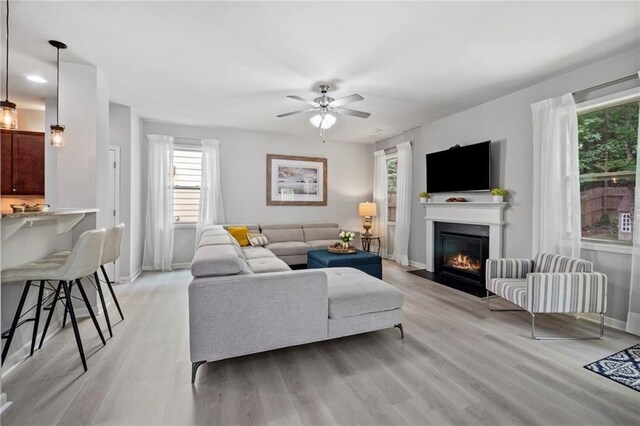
<box><xmin>485</xmin><ymin>252</ymin><xmax>607</xmax><ymax>340</ymax></box>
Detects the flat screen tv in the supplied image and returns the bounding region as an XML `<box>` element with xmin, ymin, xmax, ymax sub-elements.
<box><xmin>426</xmin><ymin>141</ymin><xmax>492</xmax><ymax>193</ymax></box>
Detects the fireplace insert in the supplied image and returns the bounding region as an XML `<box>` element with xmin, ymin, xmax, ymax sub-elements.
<box><xmin>433</xmin><ymin>222</ymin><xmax>490</xmax><ymax>295</ymax></box>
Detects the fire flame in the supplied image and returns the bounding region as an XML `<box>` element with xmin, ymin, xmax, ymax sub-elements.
<box><xmin>447</xmin><ymin>253</ymin><xmax>481</xmax><ymax>272</ymax></box>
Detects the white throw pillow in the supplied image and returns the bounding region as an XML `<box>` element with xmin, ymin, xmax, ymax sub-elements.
<box><xmin>247</xmin><ymin>233</ymin><xmax>269</xmax><ymax>247</ymax></box>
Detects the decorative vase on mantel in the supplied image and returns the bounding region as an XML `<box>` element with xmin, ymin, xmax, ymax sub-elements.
<box><xmin>419</xmin><ymin>197</ymin><xmax>428</xmax><ymax>203</ymax></box>
<box><xmin>492</xmin><ymin>195</ymin><xmax>504</xmax><ymax>203</ymax></box>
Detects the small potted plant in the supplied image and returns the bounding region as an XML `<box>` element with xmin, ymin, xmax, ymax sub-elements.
<box><xmin>419</xmin><ymin>191</ymin><xmax>430</xmax><ymax>203</ymax></box>
<box><xmin>339</xmin><ymin>231</ymin><xmax>356</xmax><ymax>249</ymax></box>
<box><xmin>490</xmin><ymin>188</ymin><xmax>508</xmax><ymax>202</ymax></box>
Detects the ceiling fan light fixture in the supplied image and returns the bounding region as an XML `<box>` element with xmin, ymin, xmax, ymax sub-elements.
<box><xmin>310</xmin><ymin>113</ymin><xmax>336</xmax><ymax>129</ymax></box>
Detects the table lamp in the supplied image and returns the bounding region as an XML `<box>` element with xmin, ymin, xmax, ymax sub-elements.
<box><xmin>358</xmin><ymin>202</ymin><xmax>377</xmax><ymax>236</ymax></box>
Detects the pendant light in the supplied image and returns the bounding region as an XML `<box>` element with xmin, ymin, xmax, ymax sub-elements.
<box><xmin>1</xmin><ymin>0</ymin><xmax>17</xmax><ymax>129</ymax></box>
<box><xmin>49</xmin><ymin>40</ymin><xmax>67</xmax><ymax>147</ymax></box>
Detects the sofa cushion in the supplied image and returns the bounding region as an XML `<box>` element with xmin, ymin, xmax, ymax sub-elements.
<box><xmin>262</xmin><ymin>228</ymin><xmax>305</xmax><ymax>243</ymax></box>
<box><xmin>533</xmin><ymin>252</ymin><xmax>593</xmax><ymax>273</ymax></box>
<box><xmin>247</xmin><ymin>233</ymin><xmax>270</xmax><ymax>247</ymax></box>
<box><xmin>247</xmin><ymin>257</ymin><xmax>292</xmax><ymax>273</ymax></box>
<box><xmin>303</xmin><ymin>227</ymin><xmax>340</xmax><ymax>242</ymax></box>
<box><xmin>191</xmin><ymin>245</ymin><xmax>252</xmax><ymax>277</ymax></box>
<box><xmin>325</xmin><ymin>268</ymin><xmax>404</xmax><ymax>319</ymax></box>
<box><xmin>307</xmin><ymin>239</ymin><xmax>341</xmax><ymax>250</ymax></box>
<box><xmin>228</xmin><ymin>226</ymin><xmax>251</xmax><ymax>247</ymax></box>
<box><xmin>265</xmin><ymin>241</ymin><xmax>311</xmax><ymax>257</ymax></box>
<box><xmin>198</xmin><ymin>234</ymin><xmax>235</xmax><ymax>247</ymax></box>
<box><xmin>487</xmin><ymin>278</ymin><xmax>527</xmax><ymax>308</ymax></box>
<box><xmin>242</xmin><ymin>246</ymin><xmax>277</xmax><ymax>259</ymax></box>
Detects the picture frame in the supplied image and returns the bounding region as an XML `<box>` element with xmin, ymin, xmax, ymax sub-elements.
<box><xmin>266</xmin><ymin>154</ymin><xmax>328</xmax><ymax>206</ymax></box>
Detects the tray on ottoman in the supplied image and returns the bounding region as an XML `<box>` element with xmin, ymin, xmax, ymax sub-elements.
<box><xmin>307</xmin><ymin>249</ymin><xmax>382</xmax><ymax>279</ymax></box>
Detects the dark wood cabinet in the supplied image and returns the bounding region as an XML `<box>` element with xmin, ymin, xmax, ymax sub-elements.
<box><xmin>1</xmin><ymin>130</ymin><xmax>45</xmax><ymax>196</ymax></box>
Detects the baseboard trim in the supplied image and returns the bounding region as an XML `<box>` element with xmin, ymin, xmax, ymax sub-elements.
<box><xmin>576</xmin><ymin>313</ymin><xmax>627</xmax><ymax>332</ymax></box>
<box><xmin>171</xmin><ymin>262</ymin><xmax>191</xmax><ymax>270</ymax></box>
<box><xmin>408</xmin><ymin>260</ymin><xmax>427</xmax><ymax>269</ymax></box>
<box><xmin>119</xmin><ymin>267</ymin><xmax>142</xmax><ymax>283</ymax></box>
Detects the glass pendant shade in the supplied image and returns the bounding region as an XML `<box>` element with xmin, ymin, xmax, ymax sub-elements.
<box><xmin>0</xmin><ymin>100</ymin><xmax>17</xmax><ymax>129</ymax></box>
<box><xmin>50</xmin><ymin>124</ymin><xmax>65</xmax><ymax>147</ymax></box>
<box><xmin>309</xmin><ymin>113</ymin><xmax>336</xmax><ymax>129</ymax></box>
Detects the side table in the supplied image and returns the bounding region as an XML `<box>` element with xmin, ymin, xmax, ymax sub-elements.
<box><xmin>361</xmin><ymin>234</ymin><xmax>384</xmax><ymax>255</ymax></box>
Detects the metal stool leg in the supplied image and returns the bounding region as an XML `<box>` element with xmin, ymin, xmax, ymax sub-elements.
<box><xmin>39</xmin><ymin>281</ymin><xmax>62</xmax><ymax>349</ymax></box>
<box><xmin>61</xmin><ymin>281</ymin><xmax>87</xmax><ymax>372</ymax></box>
<box><xmin>93</xmin><ymin>272</ymin><xmax>112</xmax><ymax>338</ymax></box>
<box><xmin>101</xmin><ymin>265</ymin><xmax>124</xmax><ymax>321</ymax></box>
<box><xmin>75</xmin><ymin>279</ymin><xmax>106</xmax><ymax>346</ymax></box>
<box><xmin>2</xmin><ymin>280</ymin><xmax>32</xmax><ymax>365</ymax></box>
<box><xmin>30</xmin><ymin>281</ymin><xmax>46</xmax><ymax>356</ymax></box>
<box><xmin>62</xmin><ymin>280</ymin><xmax>72</xmax><ymax>328</ymax></box>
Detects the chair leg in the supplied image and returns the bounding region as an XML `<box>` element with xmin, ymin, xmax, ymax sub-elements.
<box><xmin>30</xmin><ymin>281</ymin><xmax>46</xmax><ymax>356</ymax></box>
<box><xmin>192</xmin><ymin>361</ymin><xmax>206</xmax><ymax>384</ymax></box>
<box><xmin>75</xmin><ymin>279</ymin><xmax>107</xmax><ymax>346</ymax></box>
<box><xmin>486</xmin><ymin>289</ymin><xmax>525</xmax><ymax>312</ymax></box>
<box><xmin>1</xmin><ymin>280</ymin><xmax>32</xmax><ymax>365</ymax></box>
<box><xmin>93</xmin><ymin>272</ymin><xmax>112</xmax><ymax>338</ymax></box>
<box><xmin>101</xmin><ymin>265</ymin><xmax>124</xmax><ymax>321</ymax></box>
<box><xmin>62</xmin><ymin>281</ymin><xmax>87</xmax><ymax>372</ymax></box>
<box><xmin>531</xmin><ymin>312</ymin><xmax>605</xmax><ymax>340</ymax></box>
<box><xmin>62</xmin><ymin>280</ymin><xmax>72</xmax><ymax>328</ymax></box>
<box><xmin>394</xmin><ymin>323</ymin><xmax>404</xmax><ymax>339</ymax></box>
<box><xmin>39</xmin><ymin>282</ymin><xmax>63</xmax><ymax>349</ymax></box>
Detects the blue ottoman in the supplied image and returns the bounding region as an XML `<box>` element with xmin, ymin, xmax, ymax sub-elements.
<box><xmin>307</xmin><ymin>249</ymin><xmax>383</xmax><ymax>279</ymax></box>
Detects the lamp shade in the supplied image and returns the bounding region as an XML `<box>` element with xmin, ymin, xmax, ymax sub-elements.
<box><xmin>359</xmin><ymin>202</ymin><xmax>377</xmax><ymax>217</ymax></box>
<box><xmin>310</xmin><ymin>113</ymin><xmax>336</xmax><ymax>129</ymax></box>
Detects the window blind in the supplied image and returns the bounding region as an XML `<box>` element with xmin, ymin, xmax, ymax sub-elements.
<box><xmin>173</xmin><ymin>148</ymin><xmax>202</xmax><ymax>223</ymax></box>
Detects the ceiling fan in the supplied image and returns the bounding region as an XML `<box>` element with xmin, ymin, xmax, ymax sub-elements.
<box><xmin>277</xmin><ymin>84</ymin><xmax>371</xmax><ymax>130</ymax></box>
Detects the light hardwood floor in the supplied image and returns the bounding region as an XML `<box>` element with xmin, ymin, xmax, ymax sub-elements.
<box><xmin>2</xmin><ymin>260</ymin><xmax>639</xmax><ymax>425</ymax></box>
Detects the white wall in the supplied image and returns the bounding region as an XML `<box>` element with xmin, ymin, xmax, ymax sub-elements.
<box><xmin>141</xmin><ymin>120</ymin><xmax>374</xmax><ymax>265</ymax></box>
<box><xmin>16</xmin><ymin>109</ymin><xmax>44</xmax><ymax>132</ymax></box>
<box><xmin>375</xmin><ymin>47</ymin><xmax>640</xmax><ymax>323</ymax></box>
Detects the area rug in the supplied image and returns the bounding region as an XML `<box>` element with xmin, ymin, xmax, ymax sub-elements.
<box><xmin>584</xmin><ymin>344</ymin><xmax>640</xmax><ymax>392</ymax></box>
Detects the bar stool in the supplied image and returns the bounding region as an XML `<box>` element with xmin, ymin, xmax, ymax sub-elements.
<box><xmin>55</xmin><ymin>224</ymin><xmax>125</xmax><ymax>338</ymax></box>
<box><xmin>1</xmin><ymin>229</ymin><xmax>107</xmax><ymax>371</ymax></box>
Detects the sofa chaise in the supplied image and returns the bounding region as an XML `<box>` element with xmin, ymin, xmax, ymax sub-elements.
<box><xmin>189</xmin><ymin>225</ymin><xmax>404</xmax><ymax>383</ymax></box>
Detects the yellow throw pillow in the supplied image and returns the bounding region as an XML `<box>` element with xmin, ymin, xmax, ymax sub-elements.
<box><xmin>228</xmin><ymin>226</ymin><xmax>250</xmax><ymax>247</ymax></box>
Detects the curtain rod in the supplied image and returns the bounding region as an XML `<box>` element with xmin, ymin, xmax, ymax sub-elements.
<box><xmin>384</xmin><ymin>141</ymin><xmax>412</xmax><ymax>153</ymax></box>
<box><xmin>572</xmin><ymin>74</ymin><xmax>638</xmax><ymax>97</ymax></box>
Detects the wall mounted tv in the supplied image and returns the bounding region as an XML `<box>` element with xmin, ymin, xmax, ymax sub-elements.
<box><xmin>426</xmin><ymin>141</ymin><xmax>492</xmax><ymax>193</ymax></box>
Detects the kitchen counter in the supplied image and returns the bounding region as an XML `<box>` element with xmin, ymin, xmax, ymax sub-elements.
<box><xmin>1</xmin><ymin>208</ymin><xmax>99</xmax><ymax>219</ymax></box>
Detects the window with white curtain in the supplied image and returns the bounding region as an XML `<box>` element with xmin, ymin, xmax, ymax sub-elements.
<box><xmin>578</xmin><ymin>97</ymin><xmax>639</xmax><ymax>243</ymax></box>
<box><xmin>173</xmin><ymin>147</ymin><xmax>202</xmax><ymax>224</ymax></box>
<box><xmin>387</xmin><ymin>156</ymin><xmax>397</xmax><ymax>223</ymax></box>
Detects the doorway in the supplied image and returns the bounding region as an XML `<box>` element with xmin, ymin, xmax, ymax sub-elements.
<box><xmin>106</xmin><ymin>146</ymin><xmax>121</xmax><ymax>283</ymax></box>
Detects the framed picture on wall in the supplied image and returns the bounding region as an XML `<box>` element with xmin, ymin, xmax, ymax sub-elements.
<box><xmin>266</xmin><ymin>154</ymin><xmax>327</xmax><ymax>206</ymax></box>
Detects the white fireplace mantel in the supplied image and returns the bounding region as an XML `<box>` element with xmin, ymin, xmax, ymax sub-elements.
<box><xmin>422</xmin><ymin>202</ymin><xmax>508</xmax><ymax>272</ymax></box>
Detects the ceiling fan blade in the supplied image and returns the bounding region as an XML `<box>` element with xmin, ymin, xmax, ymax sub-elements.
<box><xmin>332</xmin><ymin>107</ymin><xmax>371</xmax><ymax>119</ymax></box>
<box><xmin>277</xmin><ymin>108</ymin><xmax>316</xmax><ymax>118</ymax></box>
<box><xmin>287</xmin><ymin>95</ymin><xmax>320</xmax><ymax>107</ymax></box>
<box><xmin>330</xmin><ymin>94</ymin><xmax>364</xmax><ymax>108</ymax></box>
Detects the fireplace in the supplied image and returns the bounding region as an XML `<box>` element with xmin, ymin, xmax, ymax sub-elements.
<box><xmin>433</xmin><ymin>222</ymin><xmax>490</xmax><ymax>294</ymax></box>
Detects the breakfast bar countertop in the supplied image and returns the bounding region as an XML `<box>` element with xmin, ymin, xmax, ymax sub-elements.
<box><xmin>1</xmin><ymin>208</ymin><xmax>100</xmax><ymax>219</ymax></box>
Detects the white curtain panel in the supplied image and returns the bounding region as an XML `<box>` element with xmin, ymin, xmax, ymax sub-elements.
<box><xmin>393</xmin><ymin>141</ymin><xmax>412</xmax><ymax>266</ymax></box>
<box><xmin>195</xmin><ymin>139</ymin><xmax>226</xmax><ymax>250</ymax></box>
<box><xmin>531</xmin><ymin>94</ymin><xmax>581</xmax><ymax>258</ymax></box>
<box><xmin>142</xmin><ymin>134</ymin><xmax>175</xmax><ymax>271</ymax></box>
<box><xmin>627</xmin><ymin>71</ymin><xmax>640</xmax><ymax>336</ymax></box>
<box><xmin>372</xmin><ymin>150</ymin><xmax>388</xmax><ymax>257</ymax></box>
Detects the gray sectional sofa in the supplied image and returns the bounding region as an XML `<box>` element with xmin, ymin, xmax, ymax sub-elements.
<box><xmin>189</xmin><ymin>224</ymin><xmax>404</xmax><ymax>383</ymax></box>
<box><xmin>223</xmin><ymin>222</ymin><xmax>361</xmax><ymax>266</ymax></box>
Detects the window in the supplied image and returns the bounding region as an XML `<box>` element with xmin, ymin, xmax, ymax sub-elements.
<box><xmin>387</xmin><ymin>156</ymin><xmax>397</xmax><ymax>222</ymax></box>
<box><xmin>173</xmin><ymin>147</ymin><xmax>203</xmax><ymax>224</ymax></box>
<box><xmin>579</xmin><ymin>99</ymin><xmax>639</xmax><ymax>243</ymax></box>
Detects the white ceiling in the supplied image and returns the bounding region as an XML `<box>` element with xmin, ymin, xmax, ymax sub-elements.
<box><xmin>6</xmin><ymin>1</ymin><xmax>640</xmax><ymax>143</ymax></box>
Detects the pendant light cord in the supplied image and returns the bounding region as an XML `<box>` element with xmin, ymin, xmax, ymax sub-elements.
<box><xmin>4</xmin><ymin>0</ymin><xmax>9</xmax><ymax>102</ymax></box>
<box><xmin>56</xmin><ymin>46</ymin><xmax>59</xmax><ymax>124</ymax></box>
